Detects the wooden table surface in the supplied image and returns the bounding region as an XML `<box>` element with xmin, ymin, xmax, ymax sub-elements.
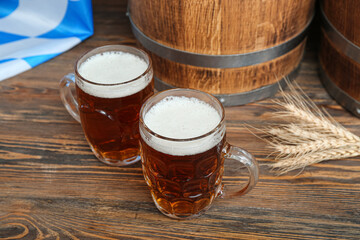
<box><xmin>1</xmin><ymin>1</ymin><xmax>359</xmax><ymax>239</ymax></box>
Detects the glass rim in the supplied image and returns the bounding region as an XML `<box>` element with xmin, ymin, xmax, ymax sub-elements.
<box><xmin>139</xmin><ymin>88</ymin><xmax>226</xmax><ymax>142</ymax></box>
<box><xmin>74</xmin><ymin>44</ymin><xmax>152</xmax><ymax>86</ymax></box>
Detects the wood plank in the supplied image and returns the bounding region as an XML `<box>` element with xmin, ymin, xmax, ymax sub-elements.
<box><xmin>0</xmin><ymin>0</ymin><xmax>359</xmax><ymax>239</ymax></box>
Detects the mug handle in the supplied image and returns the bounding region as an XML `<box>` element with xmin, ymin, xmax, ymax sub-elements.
<box><xmin>59</xmin><ymin>73</ymin><xmax>81</xmax><ymax>123</ymax></box>
<box><xmin>222</xmin><ymin>143</ymin><xmax>259</xmax><ymax>197</ymax></box>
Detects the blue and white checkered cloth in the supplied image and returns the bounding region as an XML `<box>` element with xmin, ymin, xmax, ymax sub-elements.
<box><xmin>0</xmin><ymin>0</ymin><xmax>93</xmax><ymax>81</ymax></box>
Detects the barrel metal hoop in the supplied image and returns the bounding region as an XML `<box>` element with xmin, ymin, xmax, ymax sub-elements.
<box><xmin>321</xmin><ymin>6</ymin><xmax>360</xmax><ymax>64</ymax></box>
<box><xmin>319</xmin><ymin>65</ymin><xmax>360</xmax><ymax>118</ymax></box>
<box><xmin>128</xmin><ymin>14</ymin><xmax>313</xmax><ymax>69</ymax></box>
<box><xmin>154</xmin><ymin>64</ymin><xmax>301</xmax><ymax>106</ymax></box>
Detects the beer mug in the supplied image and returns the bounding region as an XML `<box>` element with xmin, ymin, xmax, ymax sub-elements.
<box><xmin>60</xmin><ymin>45</ymin><xmax>154</xmax><ymax>166</ymax></box>
<box><xmin>139</xmin><ymin>89</ymin><xmax>259</xmax><ymax>219</ymax></box>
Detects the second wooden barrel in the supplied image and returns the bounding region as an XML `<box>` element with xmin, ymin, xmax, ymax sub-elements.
<box><xmin>128</xmin><ymin>0</ymin><xmax>315</xmax><ymax>106</ymax></box>
<box><xmin>319</xmin><ymin>0</ymin><xmax>360</xmax><ymax>117</ymax></box>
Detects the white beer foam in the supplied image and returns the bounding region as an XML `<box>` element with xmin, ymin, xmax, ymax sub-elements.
<box><xmin>77</xmin><ymin>51</ymin><xmax>151</xmax><ymax>98</ymax></box>
<box><xmin>142</xmin><ymin>96</ymin><xmax>225</xmax><ymax>156</ymax></box>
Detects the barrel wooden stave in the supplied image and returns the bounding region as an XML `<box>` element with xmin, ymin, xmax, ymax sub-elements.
<box><xmin>129</xmin><ymin>0</ymin><xmax>314</xmax><ymax>103</ymax></box>
<box><xmin>320</xmin><ymin>0</ymin><xmax>360</xmax><ymax>116</ymax></box>
<box><xmin>320</xmin><ymin>32</ymin><xmax>360</xmax><ymax>102</ymax></box>
<box><xmin>322</xmin><ymin>0</ymin><xmax>360</xmax><ymax>47</ymax></box>
<box><xmin>129</xmin><ymin>0</ymin><xmax>314</xmax><ymax>55</ymax></box>
<box><xmin>150</xmin><ymin>41</ymin><xmax>306</xmax><ymax>95</ymax></box>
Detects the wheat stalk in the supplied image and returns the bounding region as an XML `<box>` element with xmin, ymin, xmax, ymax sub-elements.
<box><xmin>261</xmin><ymin>80</ymin><xmax>360</xmax><ymax>175</ymax></box>
<box><xmin>268</xmin><ymin>125</ymin><xmax>327</xmax><ymax>143</ymax></box>
<box><xmin>271</xmin><ymin>145</ymin><xmax>360</xmax><ymax>175</ymax></box>
<box><xmin>281</xmin><ymin>104</ymin><xmax>360</xmax><ymax>142</ymax></box>
<box><xmin>274</xmin><ymin>139</ymin><xmax>359</xmax><ymax>155</ymax></box>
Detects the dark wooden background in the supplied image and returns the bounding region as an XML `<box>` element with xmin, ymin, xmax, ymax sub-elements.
<box><xmin>0</xmin><ymin>0</ymin><xmax>359</xmax><ymax>239</ymax></box>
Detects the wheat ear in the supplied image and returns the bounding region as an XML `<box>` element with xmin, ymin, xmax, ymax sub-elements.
<box><xmin>261</xmin><ymin>80</ymin><xmax>360</xmax><ymax>174</ymax></box>
<box><xmin>271</xmin><ymin>145</ymin><xmax>360</xmax><ymax>175</ymax></box>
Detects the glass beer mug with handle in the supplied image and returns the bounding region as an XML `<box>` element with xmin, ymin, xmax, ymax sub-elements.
<box><xmin>60</xmin><ymin>45</ymin><xmax>154</xmax><ymax>166</ymax></box>
<box><xmin>139</xmin><ymin>88</ymin><xmax>259</xmax><ymax>219</ymax></box>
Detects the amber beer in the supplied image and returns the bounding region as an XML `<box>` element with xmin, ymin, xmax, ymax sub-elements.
<box><xmin>74</xmin><ymin>46</ymin><xmax>153</xmax><ymax>166</ymax></box>
<box><xmin>141</xmin><ymin>137</ymin><xmax>226</xmax><ymax>218</ymax></box>
<box><xmin>140</xmin><ymin>91</ymin><xmax>227</xmax><ymax>218</ymax></box>
<box><xmin>140</xmin><ymin>89</ymin><xmax>259</xmax><ymax>219</ymax></box>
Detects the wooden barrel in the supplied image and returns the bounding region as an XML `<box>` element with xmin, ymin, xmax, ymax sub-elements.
<box><xmin>319</xmin><ymin>0</ymin><xmax>360</xmax><ymax>117</ymax></box>
<box><xmin>128</xmin><ymin>0</ymin><xmax>315</xmax><ymax>106</ymax></box>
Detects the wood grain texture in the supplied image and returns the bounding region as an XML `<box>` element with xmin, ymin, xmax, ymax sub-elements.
<box><xmin>129</xmin><ymin>0</ymin><xmax>314</xmax><ymax>96</ymax></box>
<box><xmin>0</xmin><ymin>0</ymin><xmax>359</xmax><ymax>239</ymax></box>
<box><xmin>129</xmin><ymin>0</ymin><xmax>314</xmax><ymax>54</ymax></box>
<box><xmin>320</xmin><ymin>31</ymin><xmax>360</xmax><ymax>101</ymax></box>
<box><xmin>320</xmin><ymin>0</ymin><xmax>360</xmax><ymax>101</ymax></box>
<box><xmin>148</xmin><ymin>40</ymin><xmax>305</xmax><ymax>94</ymax></box>
<box><xmin>322</xmin><ymin>0</ymin><xmax>360</xmax><ymax>47</ymax></box>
